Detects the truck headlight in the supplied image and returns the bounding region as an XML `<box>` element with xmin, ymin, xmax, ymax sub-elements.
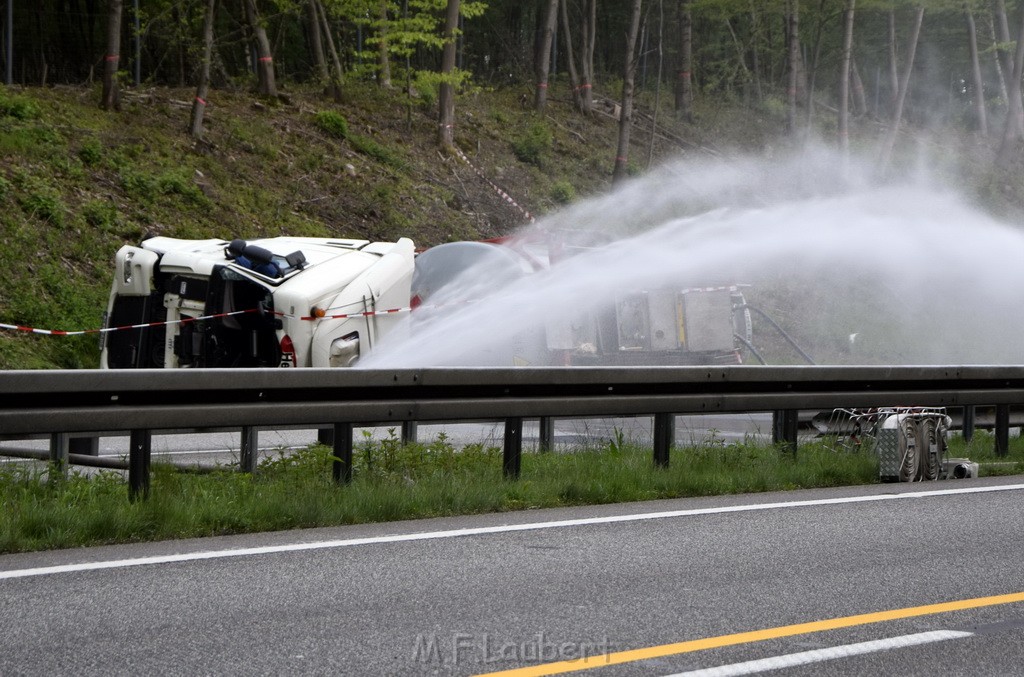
<box><xmin>123</xmin><ymin>250</ymin><xmax>134</xmax><ymax>285</ymax></box>
<box><xmin>329</xmin><ymin>333</ymin><xmax>360</xmax><ymax>368</ymax></box>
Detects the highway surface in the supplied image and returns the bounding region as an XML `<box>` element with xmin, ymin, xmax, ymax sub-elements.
<box><xmin>2</xmin><ymin>478</ymin><xmax>1024</xmax><ymax>675</ymax></box>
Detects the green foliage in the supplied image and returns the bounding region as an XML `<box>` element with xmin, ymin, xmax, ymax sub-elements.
<box><xmin>511</xmin><ymin>121</ymin><xmax>552</xmax><ymax>167</ymax></box>
<box><xmin>30</xmin><ymin>126</ymin><xmax>64</xmax><ymax>146</ymax></box>
<box><xmin>18</xmin><ymin>182</ymin><xmax>66</xmax><ymax>226</ymax></box>
<box><xmin>550</xmin><ymin>180</ymin><xmax>576</xmax><ymax>204</ymax></box>
<box><xmin>411</xmin><ymin>72</ymin><xmax>439</xmax><ymax>107</ymax></box>
<box><xmin>156</xmin><ymin>169</ymin><xmax>208</xmax><ymax>205</ymax></box>
<box><xmin>119</xmin><ymin>167</ymin><xmax>157</xmax><ymax>201</ymax></box>
<box><xmin>0</xmin><ymin>175</ymin><xmax>9</xmax><ymax>201</ymax></box>
<box><xmin>0</xmin><ymin>91</ymin><xmax>40</xmax><ymax>120</ymax></box>
<box><xmin>81</xmin><ymin>199</ymin><xmax>119</xmax><ymax>230</ymax></box>
<box><xmin>314</xmin><ymin>109</ymin><xmax>349</xmax><ymax>139</ymax></box>
<box><xmin>108</xmin><ymin>143</ymin><xmax>145</xmax><ymax>170</ymax></box>
<box><xmin>114</xmin><ymin>166</ymin><xmax>206</xmax><ymax>206</ymax></box>
<box><xmin>78</xmin><ymin>137</ymin><xmax>104</xmax><ymax>166</ymax></box>
<box><xmin>0</xmin><ymin>123</ymin><xmax>64</xmax><ymax>162</ymax></box>
<box><xmin>349</xmin><ymin>133</ymin><xmax>407</xmax><ymax>170</ymax></box>
<box><xmin>413</xmin><ymin>68</ymin><xmax>476</xmax><ymax>102</ymax></box>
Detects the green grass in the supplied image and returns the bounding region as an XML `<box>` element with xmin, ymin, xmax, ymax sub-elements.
<box><xmin>0</xmin><ymin>434</ymin><xmax>882</xmax><ymax>554</ymax></box>
<box><xmin>947</xmin><ymin>430</ymin><xmax>1024</xmax><ymax>476</ymax></box>
<box><xmin>4</xmin><ymin>426</ymin><xmax>1022</xmax><ymax>555</ymax></box>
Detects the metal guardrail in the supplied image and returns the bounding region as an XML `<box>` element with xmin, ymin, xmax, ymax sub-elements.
<box><xmin>1</xmin><ymin>365</ymin><xmax>1023</xmax><ymax>499</ymax></box>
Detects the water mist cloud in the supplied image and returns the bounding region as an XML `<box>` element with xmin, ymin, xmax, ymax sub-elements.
<box><xmin>364</xmin><ymin>146</ymin><xmax>1024</xmax><ymax>368</ymax></box>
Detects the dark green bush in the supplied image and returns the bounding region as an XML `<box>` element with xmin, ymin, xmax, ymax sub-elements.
<box><xmin>551</xmin><ymin>180</ymin><xmax>576</xmax><ymax>204</ymax></box>
<box><xmin>78</xmin><ymin>137</ymin><xmax>103</xmax><ymax>166</ymax></box>
<box><xmin>314</xmin><ymin>110</ymin><xmax>349</xmax><ymax>139</ymax></box>
<box><xmin>0</xmin><ymin>92</ymin><xmax>40</xmax><ymax>120</ymax></box>
<box><xmin>511</xmin><ymin>122</ymin><xmax>552</xmax><ymax>167</ymax></box>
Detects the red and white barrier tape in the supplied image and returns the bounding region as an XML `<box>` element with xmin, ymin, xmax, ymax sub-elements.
<box><xmin>452</xmin><ymin>145</ymin><xmax>535</xmax><ymax>224</ymax></box>
<box><xmin>3</xmin><ymin>287</ymin><xmax>744</xmax><ymax>338</ymax></box>
<box><xmin>0</xmin><ymin>309</ymin><xmax>258</xmax><ymax>337</ymax></box>
<box><xmin>1</xmin><ymin>301</ymin><xmax>472</xmax><ymax>337</ymax></box>
<box><xmin>283</xmin><ymin>307</ymin><xmax>413</xmax><ymax>322</ymax></box>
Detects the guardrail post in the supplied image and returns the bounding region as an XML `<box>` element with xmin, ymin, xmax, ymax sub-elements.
<box><xmin>961</xmin><ymin>406</ymin><xmax>975</xmax><ymax>443</ymax></box>
<box><xmin>317</xmin><ymin>427</ymin><xmax>334</xmax><ymax>446</ymax></box>
<box><xmin>128</xmin><ymin>429</ymin><xmax>151</xmax><ymax>501</ymax></box>
<box><xmin>995</xmin><ymin>404</ymin><xmax>1010</xmax><ymax>457</ymax></box>
<box><xmin>503</xmin><ymin>418</ymin><xmax>522</xmax><ymax>479</ymax></box>
<box><xmin>240</xmin><ymin>426</ymin><xmax>258</xmax><ymax>473</ymax></box>
<box><xmin>49</xmin><ymin>432</ymin><xmax>69</xmax><ymax>478</ymax></box>
<box><xmin>332</xmin><ymin>423</ymin><xmax>354</xmax><ymax>484</ymax></box>
<box><xmin>773</xmin><ymin>410</ymin><xmax>799</xmax><ymax>456</ymax></box>
<box><xmin>401</xmin><ymin>421</ymin><xmax>418</xmax><ymax>445</ymax></box>
<box><xmin>653</xmin><ymin>413</ymin><xmax>673</xmax><ymax>468</ymax></box>
<box><xmin>538</xmin><ymin>416</ymin><xmax>555</xmax><ymax>452</ymax></box>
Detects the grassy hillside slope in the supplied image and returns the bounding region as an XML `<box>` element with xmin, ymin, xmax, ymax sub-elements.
<box><xmin>0</xmin><ymin>80</ymin><xmax>783</xmax><ymax>369</ymax></box>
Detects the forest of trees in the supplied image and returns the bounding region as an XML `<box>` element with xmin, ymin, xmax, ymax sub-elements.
<box><xmin>4</xmin><ymin>0</ymin><xmax>1024</xmax><ymax>172</ymax></box>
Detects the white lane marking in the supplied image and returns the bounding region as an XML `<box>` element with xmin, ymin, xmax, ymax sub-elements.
<box><xmin>2</xmin><ymin>483</ymin><xmax>1023</xmax><ymax>581</ymax></box>
<box><xmin>662</xmin><ymin>630</ymin><xmax>974</xmax><ymax>677</ymax></box>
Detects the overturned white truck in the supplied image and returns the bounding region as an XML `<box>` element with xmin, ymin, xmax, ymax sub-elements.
<box><xmin>100</xmin><ymin>235</ymin><xmax>751</xmax><ymax>369</ymax></box>
<box><xmin>101</xmin><ymin>236</ymin><xmax>415</xmax><ymax>369</ymax></box>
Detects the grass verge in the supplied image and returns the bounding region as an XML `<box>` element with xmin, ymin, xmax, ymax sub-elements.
<box><xmin>2</xmin><ymin>430</ymin><xmax>1020</xmax><ymax>556</ymax></box>
<box><xmin>0</xmin><ymin>433</ymin><xmax>883</xmax><ymax>554</ymax></box>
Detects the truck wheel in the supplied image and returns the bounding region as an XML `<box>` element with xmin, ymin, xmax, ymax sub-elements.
<box><xmin>916</xmin><ymin>418</ymin><xmax>943</xmax><ymax>481</ymax></box>
<box><xmin>898</xmin><ymin>417</ymin><xmax>920</xmax><ymax>482</ymax></box>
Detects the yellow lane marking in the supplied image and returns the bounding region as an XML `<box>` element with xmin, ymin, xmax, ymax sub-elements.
<box><xmin>474</xmin><ymin>591</ymin><xmax>1024</xmax><ymax>677</ymax></box>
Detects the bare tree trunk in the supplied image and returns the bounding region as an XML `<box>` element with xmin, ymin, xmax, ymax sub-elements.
<box><xmin>190</xmin><ymin>0</ymin><xmax>217</xmax><ymax>139</ymax></box>
<box><xmin>851</xmin><ymin>57</ymin><xmax>866</xmax><ymax>117</ymax></box>
<box><xmin>647</xmin><ymin>0</ymin><xmax>664</xmax><ymax>167</ymax></box>
<box><xmin>377</xmin><ymin>1</ymin><xmax>392</xmax><ymax>88</ymax></box>
<box><xmin>966</xmin><ymin>6</ymin><xmax>988</xmax><ymax>136</ymax></box>
<box><xmin>749</xmin><ymin>1</ymin><xmax>762</xmax><ymax>103</ymax></box>
<box><xmin>724</xmin><ymin>18</ymin><xmax>751</xmax><ymax>98</ymax></box>
<box><xmin>438</xmin><ymin>0</ymin><xmax>460</xmax><ymax>149</ymax></box>
<box><xmin>993</xmin><ymin>0</ymin><xmax>1024</xmax><ymax>137</ymax></box>
<box><xmin>581</xmin><ymin>0</ymin><xmax>596</xmax><ymax>114</ymax></box>
<box><xmin>675</xmin><ymin>0</ymin><xmax>693</xmax><ymax>122</ymax></box>
<box><xmin>316</xmin><ymin>0</ymin><xmax>343</xmax><ymax>102</ymax></box>
<box><xmin>838</xmin><ymin>0</ymin><xmax>855</xmax><ymax>157</ymax></box>
<box><xmin>244</xmin><ymin>0</ymin><xmax>277</xmax><ymax>97</ymax></box>
<box><xmin>805</xmin><ymin>0</ymin><xmax>827</xmax><ymax>127</ymax></box>
<box><xmin>887</xmin><ymin>9</ymin><xmax>899</xmax><ymax>116</ymax></box>
<box><xmin>786</xmin><ymin>0</ymin><xmax>799</xmax><ymax>135</ymax></box>
<box><xmin>989</xmin><ymin>10</ymin><xmax>1010</xmax><ymax>107</ymax></box>
<box><xmin>559</xmin><ymin>0</ymin><xmax>583</xmax><ymax>110</ymax></box>
<box><xmin>879</xmin><ymin>6</ymin><xmax>924</xmax><ymax>174</ymax></box>
<box><xmin>307</xmin><ymin>0</ymin><xmax>328</xmax><ymax>84</ymax></box>
<box><xmin>994</xmin><ymin>0</ymin><xmax>1014</xmax><ymax>76</ymax></box>
<box><xmin>535</xmin><ymin>0</ymin><xmax>558</xmax><ymax>111</ymax></box>
<box><xmin>101</xmin><ymin>0</ymin><xmax>122</xmax><ymax>111</ymax></box>
<box><xmin>996</xmin><ymin>4</ymin><xmax>1024</xmax><ymax>166</ymax></box>
<box><xmin>612</xmin><ymin>0</ymin><xmax>642</xmax><ymax>184</ymax></box>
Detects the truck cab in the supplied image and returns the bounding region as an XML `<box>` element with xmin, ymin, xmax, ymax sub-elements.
<box><xmin>101</xmin><ymin>235</ymin><xmax>415</xmax><ymax>369</ymax></box>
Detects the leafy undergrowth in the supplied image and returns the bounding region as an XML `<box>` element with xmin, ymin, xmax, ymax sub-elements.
<box><xmin>0</xmin><ymin>436</ymin><xmax>878</xmax><ymax>554</ymax></box>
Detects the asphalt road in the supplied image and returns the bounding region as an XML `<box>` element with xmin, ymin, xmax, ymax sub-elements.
<box><xmin>2</xmin><ymin>478</ymin><xmax>1024</xmax><ymax>676</ymax></box>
